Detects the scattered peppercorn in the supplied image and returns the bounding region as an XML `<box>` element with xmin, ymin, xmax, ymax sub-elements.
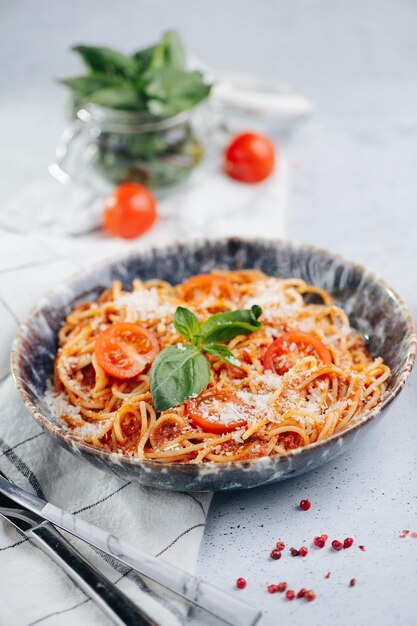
<box><xmin>275</xmin><ymin>541</ymin><xmax>285</xmax><ymax>551</ymax></box>
<box><xmin>314</xmin><ymin>534</ymin><xmax>328</xmax><ymax>547</ymax></box>
<box><xmin>313</xmin><ymin>535</ymin><xmax>326</xmax><ymax>548</ymax></box>
<box><xmin>276</xmin><ymin>582</ymin><xmax>287</xmax><ymax>592</ymax></box>
<box><xmin>359</xmin><ymin>545</ymin><xmax>366</xmax><ymax>551</ymax></box>
<box><xmin>270</xmin><ymin>549</ymin><xmax>282</xmax><ymax>560</ymax></box>
<box><xmin>305</xmin><ymin>590</ymin><xmax>316</xmax><ymax>602</ymax></box>
<box><xmin>343</xmin><ymin>537</ymin><xmax>354</xmax><ymax>549</ymax></box>
<box><xmin>298</xmin><ymin>546</ymin><xmax>308</xmax><ymax>557</ymax></box>
<box><xmin>324</xmin><ymin>571</ymin><xmax>331</xmax><ymax>579</ymax></box>
<box><xmin>300</xmin><ymin>499</ymin><xmax>311</xmax><ymax>511</ymax></box>
<box><xmin>290</xmin><ymin>547</ymin><xmax>299</xmax><ymax>556</ymax></box>
<box><xmin>286</xmin><ymin>589</ymin><xmax>295</xmax><ymax>600</ymax></box>
<box><xmin>412</xmin><ymin>532</ymin><xmax>417</xmax><ymax>538</ymax></box>
<box><xmin>236</xmin><ymin>577</ymin><xmax>247</xmax><ymax>589</ymax></box>
<box><xmin>332</xmin><ymin>540</ymin><xmax>343</xmax><ymax>551</ymax></box>
<box><xmin>297</xmin><ymin>588</ymin><xmax>307</xmax><ymax>598</ymax></box>
<box><xmin>268</xmin><ymin>584</ymin><xmax>279</xmax><ymax>594</ymax></box>
<box><xmin>350</xmin><ymin>578</ymin><xmax>357</xmax><ymax>587</ymax></box>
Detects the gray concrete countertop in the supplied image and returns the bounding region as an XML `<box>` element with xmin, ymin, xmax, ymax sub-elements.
<box><xmin>1</xmin><ymin>1</ymin><xmax>416</xmax><ymax>625</ymax></box>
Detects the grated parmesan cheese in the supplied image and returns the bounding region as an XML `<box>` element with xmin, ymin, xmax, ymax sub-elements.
<box><xmin>44</xmin><ymin>381</ymin><xmax>112</xmax><ymax>440</ymax></box>
<box><xmin>114</xmin><ymin>288</ymin><xmax>177</xmax><ymax>324</ymax></box>
<box><xmin>44</xmin><ymin>380</ymin><xmax>81</xmax><ymax>420</ymax></box>
<box><xmin>242</xmin><ymin>278</ymin><xmax>303</xmax><ymax>323</ymax></box>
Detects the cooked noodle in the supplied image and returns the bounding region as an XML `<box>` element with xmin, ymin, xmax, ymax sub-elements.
<box><xmin>45</xmin><ymin>270</ymin><xmax>390</xmax><ymax>463</ymax></box>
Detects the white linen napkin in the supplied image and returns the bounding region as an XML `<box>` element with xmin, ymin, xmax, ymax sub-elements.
<box><xmin>0</xmin><ymin>162</ymin><xmax>286</xmax><ymax>625</ymax></box>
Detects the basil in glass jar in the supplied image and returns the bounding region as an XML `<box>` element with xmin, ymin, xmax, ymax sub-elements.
<box><xmin>54</xmin><ymin>32</ymin><xmax>211</xmax><ymax>189</ymax></box>
<box><xmin>91</xmin><ymin>105</ymin><xmax>204</xmax><ymax>188</ymax></box>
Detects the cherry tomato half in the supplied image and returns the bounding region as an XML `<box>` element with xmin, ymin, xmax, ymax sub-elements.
<box><xmin>186</xmin><ymin>391</ymin><xmax>247</xmax><ymax>434</ymax></box>
<box><xmin>224</xmin><ymin>132</ymin><xmax>276</xmax><ymax>183</ymax></box>
<box><xmin>94</xmin><ymin>322</ymin><xmax>159</xmax><ymax>379</ymax></box>
<box><xmin>103</xmin><ymin>182</ymin><xmax>157</xmax><ymax>239</ymax></box>
<box><xmin>262</xmin><ymin>331</ymin><xmax>332</xmax><ymax>375</ymax></box>
<box><xmin>178</xmin><ymin>274</ymin><xmax>235</xmax><ymax>304</ymax></box>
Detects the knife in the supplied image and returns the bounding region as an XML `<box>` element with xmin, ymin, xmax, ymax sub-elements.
<box><xmin>0</xmin><ymin>476</ymin><xmax>261</xmax><ymax>626</ymax></box>
<box><xmin>0</xmin><ymin>491</ymin><xmax>157</xmax><ymax>626</ymax></box>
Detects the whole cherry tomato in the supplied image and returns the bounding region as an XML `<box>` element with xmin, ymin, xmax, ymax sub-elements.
<box><xmin>224</xmin><ymin>132</ymin><xmax>276</xmax><ymax>183</ymax></box>
<box><xmin>103</xmin><ymin>182</ymin><xmax>157</xmax><ymax>239</ymax></box>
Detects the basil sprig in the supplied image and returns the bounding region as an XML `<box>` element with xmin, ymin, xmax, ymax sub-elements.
<box><xmin>150</xmin><ymin>305</ymin><xmax>262</xmax><ymax>411</ymax></box>
<box><xmin>61</xmin><ymin>31</ymin><xmax>211</xmax><ymax>115</ymax></box>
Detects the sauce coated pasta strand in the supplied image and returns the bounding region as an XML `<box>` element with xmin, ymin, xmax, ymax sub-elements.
<box><xmin>45</xmin><ymin>270</ymin><xmax>390</xmax><ymax>463</ymax></box>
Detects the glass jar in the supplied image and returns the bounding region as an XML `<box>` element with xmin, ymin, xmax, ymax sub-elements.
<box><xmin>51</xmin><ymin>104</ymin><xmax>205</xmax><ymax>190</ymax></box>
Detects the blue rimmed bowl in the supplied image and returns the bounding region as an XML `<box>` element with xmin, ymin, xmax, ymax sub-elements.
<box><xmin>11</xmin><ymin>238</ymin><xmax>416</xmax><ymax>491</ymax></box>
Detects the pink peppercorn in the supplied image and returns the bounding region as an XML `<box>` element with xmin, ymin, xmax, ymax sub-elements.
<box><xmin>298</xmin><ymin>546</ymin><xmax>308</xmax><ymax>557</ymax></box>
<box><xmin>332</xmin><ymin>540</ymin><xmax>343</xmax><ymax>551</ymax></box>
<box><xmin>300</xmin><ymin>499</ymin><xmax>311</xmax><ymax>511</ymax></box>
<box><xmin>276</xmin><ymin>582</ymin><xmax>287</xmax><ymax>592</ymax></box>
<box><xmin>236</xmin><ymin>577</ymin><xmax>246</xmax><ymax>589</ymax></box>
<box><xmin>286</xmin><ymin>590</ymin><xmax>295</xmax><ymax>600</ymax></box>
<box><xmin>275</xmin><ymin>541</ymin><xmax>285</xmax><ymax>551</ymax></box>
<box><xmin>268</xmin><ymin>584</ymin><xmax>279</xmax><ymax>594</ymax></box>
<box><xmin>343</xmin><ymin>537</ymin><xmax>354</xmax><ymax>549</ymax></box>
<box><xmin>314</xmin><ymin>534</ymin><xmax>328</xmax><ymax>548</ymax></box>
<box><xmin>305</xmin><ymin>590</ymin><xmax>316</xmax><ymax>602</ymax></box>
<box><xmin>270</xmin><ymin>549</ymin><xmax>282</xmax><ymax>560</ymax></box>
<box><xmin>297</xmin><ymin>588</ymin><xmax>307</xmax><ymax>598</ymax></box>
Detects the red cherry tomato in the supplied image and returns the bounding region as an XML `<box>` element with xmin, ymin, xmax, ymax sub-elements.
<box><xmin>262</xmin><ymin>331</ymin><xmax>332</xmax><ymax>375</ymax></box>
<box><xmin>178</xmin><ymin>274</ymin><xmax>235</xmax><ymax>304</ymax></box>
<box><xmin>224</xmin><ymin>132</ymin><xmax>276</xmax><ymax>183</ymax></box>
<box><xmin>103</xmin><ymin>183</ymin><xmax>157</xmax><ymax>239</ymax></box>
<box><xmin>186</xmin><ymin>391</ymin><xmax>247</xmax><ymax>434</ymax></box>
<box><xmin>94</xmin><ymin>322</ymin><xmax>159</xmax><ymax>379</ymax></box>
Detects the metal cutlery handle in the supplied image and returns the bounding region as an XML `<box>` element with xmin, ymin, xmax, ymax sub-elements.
<box><xmin>44</xmin><ymin>503</ymin><xmax>261</xmax><ymax>626</ymax></box>
<box><xmin>27</xmin><ymin>522</ymin><xmax>158</xmax><ymax>626</ymax></box>
<box><xmin>0</xmin><ymin>474</ymin><xmax>261</xmax><ymax>626</ymax></box>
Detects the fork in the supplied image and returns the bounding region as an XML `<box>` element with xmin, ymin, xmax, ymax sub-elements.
<box><xmin>0</xmin><ymin>491</ymin><xmax>158</xmax><ymax>626</ymax></box>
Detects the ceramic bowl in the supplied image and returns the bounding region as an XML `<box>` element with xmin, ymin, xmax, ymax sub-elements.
<box><xmin>11</xmin><ymin>238</ymin><xmax>416</xmax><ymax>491</ymax></box>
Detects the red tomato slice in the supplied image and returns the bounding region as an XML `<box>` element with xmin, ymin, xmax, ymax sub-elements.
<box><xmin>186</xmin><ymin>391</ymin><xmax>247</xmax><ymax>434</ymax></box>
<box><xmin>263</xmin><ymin>331</ymin><xmax>332</xmax><ymax>375</ymax></box>
<box><xmin>178</xmin><ymin>274</ymin><xmax>235</xmax><ymax>303</ymax></box>
<box><xmin>94</xmin><ymin>322</ymin><xmax>159</xmax><ymax>379</ymax></box>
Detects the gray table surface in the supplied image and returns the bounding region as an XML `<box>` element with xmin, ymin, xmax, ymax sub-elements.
<box><xmin>1</xmin><ymin>1</ymin><xmax>416</xmax><ymax>625</ymax></box>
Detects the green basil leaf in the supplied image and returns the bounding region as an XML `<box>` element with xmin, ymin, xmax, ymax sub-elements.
<box><xmin>132</xmin><ymin>45</ymin><xmax>157</xmax><ymax>73</ymax></box>
<box><xmin>88</xmin><ymin>86</ymin><xmax>145</xmax><ymax>110</ymax></box>
<box><xmin>151</xmin><ymin>344</ymin><xmax>211</xmax><ymax>412</ymax></box>
<box><xmin>72</xmin><ymin>45</ymin><xmax>138</xmax><ymax>79</ymax></box>
<box><xmin>200</xmin><ymin>306</ymin><xmax>263</xmax><ymax>344</ymax></box>
<box><xmin>203</xmin><ymin>343</ymin><xmax>242</xmax><ymax>367</ymax></box>
<box><xmin>174</xmin><ymin>307</ymin><xmax>201</xmax><ymax>342</ymax></box>
<box><xmin>145</xmin><ymin>68</ymin><xmax>211</xmax><ymax>116</ymax></box>
<box><xmin>60</xmin><ymin>75</ymin><xmax>128</xmax><ymax>110</ymax></box>
<box><xmin>149</xmin><ymin>31</ymin><xmax>186</xmax><ymax>70</ymax></box>
<box><xmin>60</xmin><ymin>75</ymin><xmax>124</xmax><ymax>95</ymax></box>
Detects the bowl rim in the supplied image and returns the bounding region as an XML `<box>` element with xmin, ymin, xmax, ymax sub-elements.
<box><xmin>10</xmin><ymin>236</ymin><xmax>417</xmax><ymax>472</ymax></box>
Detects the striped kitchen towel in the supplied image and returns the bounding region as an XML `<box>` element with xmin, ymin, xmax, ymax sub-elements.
<box><xmin>0</xmin><ymin>162</ymin><xmax>285</xmax><ymax>625</ymax></box>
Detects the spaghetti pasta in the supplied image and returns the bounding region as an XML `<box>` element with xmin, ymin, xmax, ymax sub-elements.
<box><xmin>45</xmin><ymin>270</ymin><xmax>390</xmax><ymax>463</ymax></box>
